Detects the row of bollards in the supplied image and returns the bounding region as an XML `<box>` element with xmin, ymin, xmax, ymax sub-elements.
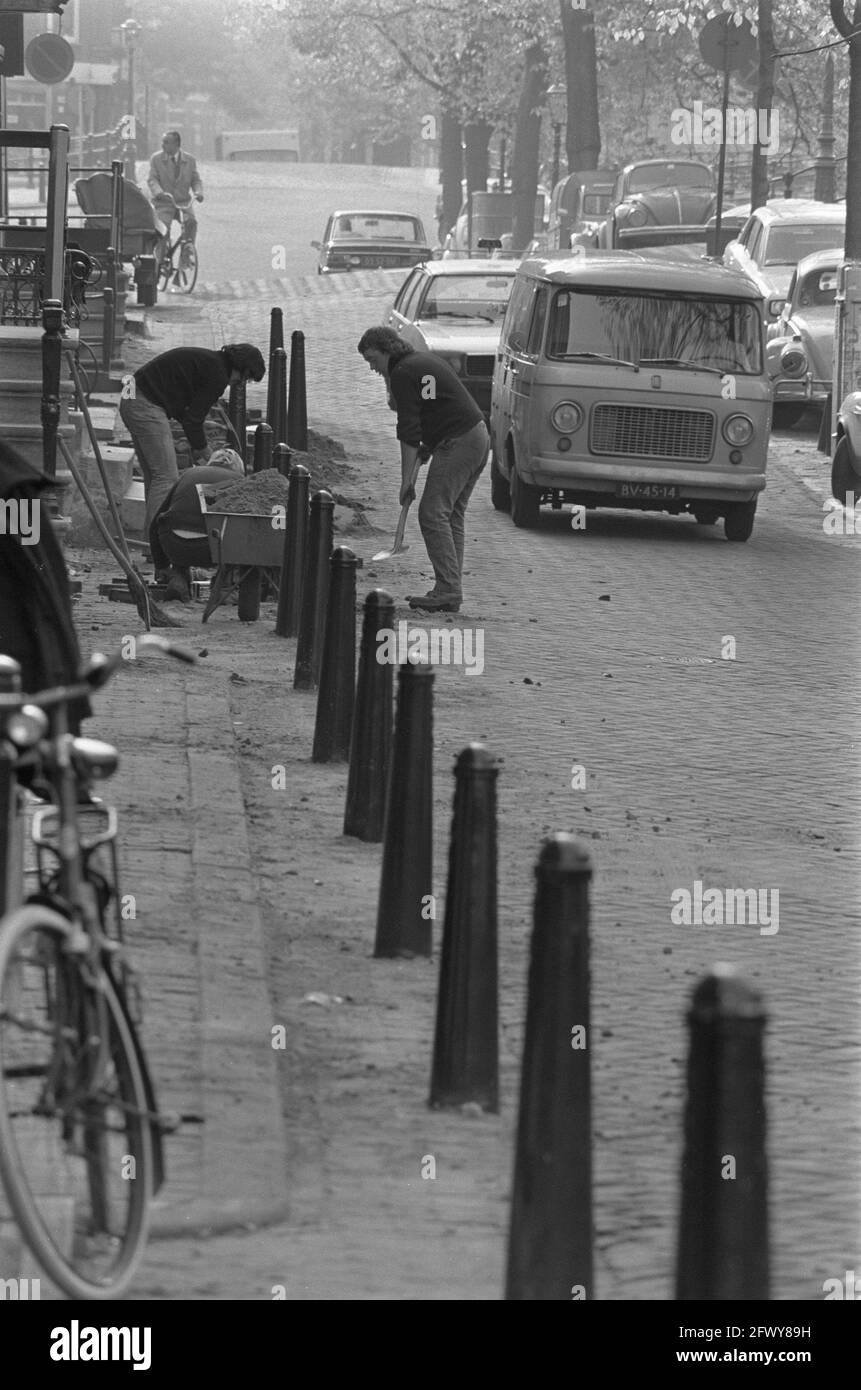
<box><xmin>261</xmin><ymin>304</ymin><xmax>769</xmax><ymax>1301</ymax></box>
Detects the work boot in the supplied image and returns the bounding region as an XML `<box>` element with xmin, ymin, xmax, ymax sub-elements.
<box><xmin>164</xmin><ymin>567</ymin><xmax>192</xmax><ymax>603</ymax></box>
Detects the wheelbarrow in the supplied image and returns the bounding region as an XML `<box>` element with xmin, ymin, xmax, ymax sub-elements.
<box><xmin>198</xmin><ymin>488</ymin><xmax>287</xmax><ymax>623</ymax></box>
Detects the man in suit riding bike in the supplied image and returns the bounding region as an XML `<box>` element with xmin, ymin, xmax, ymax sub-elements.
<box><xmin>147</xmin><ymin>130</ymin><xmax>203</xmax><ymax>271</ymax></box>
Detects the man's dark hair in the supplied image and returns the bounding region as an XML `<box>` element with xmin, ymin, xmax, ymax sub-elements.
<box><xmin>164</xmin><ymin>130</ymin><xmax>182</xmax><ymax>145</ymax></box>
<box><xmin>222</xmin><ymin>343</ymin><xmax>266</xmax><ymax>381</ymax></box>
<box><xmin>357</xmin><ymin>326</ymin><xmax>415</xmax><ymax>361</ymax></box>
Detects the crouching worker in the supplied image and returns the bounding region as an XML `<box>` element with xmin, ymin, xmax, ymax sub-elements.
<box><xmin>149</xmin><ymin>462</ymin><xmax>240</xmax><ymax>602</ymax></box>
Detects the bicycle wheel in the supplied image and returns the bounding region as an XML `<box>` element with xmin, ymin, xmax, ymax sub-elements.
<box><xmin>156</xmin><ymin>242</ymin><xmax>175</xmax><ymax>295</ymax></box>
<box><xmin>171</xmin><ymin>244</ymin><xmax>199</xmax><ymax>295</ymax></box>
<box><xmin>0</xmin><ymin>905</ymin><xmax>153</xmax><ymax>1299</ymax></box>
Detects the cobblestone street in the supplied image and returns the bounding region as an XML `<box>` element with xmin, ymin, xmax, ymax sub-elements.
<box><xmin>13</xmin><ymin>268</ymin><xmax>853</xmax><ymax>1303</ymax></box>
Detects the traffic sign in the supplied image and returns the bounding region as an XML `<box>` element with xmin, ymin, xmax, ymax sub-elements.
<box><xmin>24</xmin><ymin>31</ymin><xmax>74</xmax><ymax>84</ymax></box>
<box><xmin>698</xmin><ymin>13</ymin><xmax>757</xmax><ymax>75</ymax></box>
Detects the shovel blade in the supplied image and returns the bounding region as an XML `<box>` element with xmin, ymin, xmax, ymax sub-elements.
<box><xmin>371</xmin><ymin>541</ymin><xmax>410</xmax><ymax>561</ymax></box>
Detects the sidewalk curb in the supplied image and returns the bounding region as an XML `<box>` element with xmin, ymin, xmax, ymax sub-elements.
<box><xmin>147</xmin><ymin>682</ymin><xmax>290</xmax><ymax>1237</ymax></box>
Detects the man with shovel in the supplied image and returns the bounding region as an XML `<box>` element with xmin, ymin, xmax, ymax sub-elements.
<box><xmin>358</xmin><ymin>326</ymin><xmax>489</xmax><ymax>612</ymax></box>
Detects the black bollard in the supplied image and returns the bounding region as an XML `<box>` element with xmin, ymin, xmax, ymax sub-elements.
<box><xmin>268</xmin><ymin>346</ymin><xmax>288</xmax><ymax>446</ymax></box>
<box><xmin>344</xmin><ymin>590</ymin><xmax>395</xmax><ymax>842</ymax></box>
<box><xmin>505</xmin><ymin>834</ymin><xmax>593</xmax><ymax>1300</ymax></box>
<box><xmin>273</xmin><ymin>442</ymin><xmax>293</xmax><ymax>479</ymax></box>
<box><xmin>0</xmin><ymin>656</ymin><xmax>22</xmax><ymax>917</ymax></box>
<box><xmin>311</xmin><ymin>547</ymin><xmax>358</xmax><ymax>763</ymax></box>
<box><xmin>675</xmin><ymin>967</ymin><xmax>769</xmax><ymax>1301</ymax></box>
<box><xmin>274</xmin><ymin>463</ymin><xmax>310</xmax><ymax>639</ymax></box>
<box><xmin>287</xmin><ymin>329</ymin><xmax>308</xmax><ymax>452</ymax></box>
<box><xmin>293</xmin><ymin>490</ymin><xmax>334</xmax><ymax>686</ymax></box>
<box><xmin>265</xmin><ymin>307</ymin><xmax>284</xmax><ymax>438</ymax></box>
<box><xmin>252</xmin><ymin>421</ymin><xmax>273</xmax><ymax>473</ymax></box>
<box><xmin>373</xmin><ymin>661</ymin><xmax>434</xmax><ymax>959</ymax></box>
<box><xmin>227</xmin><ymin>378</ymin><xmax>246</xmax><ymax>461</ymax></box>
<box><xmin>429</xmin><ymin>744</ymin><xmax>499</xmax><ymax>1111</ymax></box>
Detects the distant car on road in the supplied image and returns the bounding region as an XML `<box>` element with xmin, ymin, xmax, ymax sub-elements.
<box><xmin>766</xmin><ymin>249</ymin><xmax>841</xmax><ymax>428</ymax></box>
<box><xmin>311</xmin><ymin>210</ymin><xmax>432</xmax><ymax>274</ymax></box>
<box><xmin>383</xmin><ymin>259</ymin><xmax>520</xmax><ymax>420</ymax></box>
<box><xmin>442</xmin><ymin>190</ymin><xmax>547</xmax><ymax>259</ymax></box>
<box><xmin>595</xmin><ymin>159</ymin><xmax>716</xmax><ymax>250</ymax></box>
<box><xmin>545</xmin><ymin>169</ymin><xmax>616</xmax><ymax>249</ymax></box>
<box><xmin>722</xmin><ymin>199</ymin><xmax>845</xmax><ymax>319</ymax></box>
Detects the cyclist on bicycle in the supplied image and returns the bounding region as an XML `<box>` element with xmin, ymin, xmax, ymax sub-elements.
<box><xmin>147</xmin><ymin>130</ymin><xmax>203</xmax><ymax>269</ymax></box>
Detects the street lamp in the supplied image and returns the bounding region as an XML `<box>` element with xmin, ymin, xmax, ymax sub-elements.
<box><xmin>120</xmin><ymin>17</ymin><xmax>142</xmax><ymax>177</ymax></box>
<box><xmin>546</xmin><ymin>84</ymin><xmax>567</xmax><ymax>191</ymax></box>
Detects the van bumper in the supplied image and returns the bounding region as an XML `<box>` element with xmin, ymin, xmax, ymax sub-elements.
<box><xmin>522</xmin><ymin>454</ymin><xmax>767</xmax><ymax>500</ymax></box>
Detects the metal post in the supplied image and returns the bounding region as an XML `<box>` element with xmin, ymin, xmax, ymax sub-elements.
<box><xmin>311</xmin><ymin>547</ymin><xmax>358</xmax><ymax>763</ymax></box>
<box><xmin>429</xmin><ymin>744</ymin><xmax>499</xmax><ymax>1110</ymax></box>
<box><xmin>286</xmin><ymin>329</ymin><xmax>308</xmax><ymax>452</ymax></box>
<box><xmin>505</xmin><ymin>834</ymin><xmax>594</xmax><ymax>1300</ymax></box>
<box><xmin>0</xmin><ymin>657</ymin><xmax>23</xmax><ymax>918</ymax></box>
<box><xmin>675</xmin><ymin>967</ymin><xmax>769</xmax><ymax>1300</ymax></box>
<box><xmin>373</xmin><ymin>661</ymin><xmax>434</xmax><ymax>959</ymax></box>
<box><xmin>273</xmin><ymin>442</ymin><xmax>292</xmax><ymax>478</ymax></box>
<box><xmin>293</xmin><ymin>490</ymin><xmax>334</xmax><ymax>688</ymax></box>
<box><xmin>227</xmin><ymin>379</ymin><xmax>247</xmax><ymax>464</ymax></box>
<box><xmin>274</xmin><ymin>462</ymin><xmax>309</xmax><ymax>639</ymax></box>
<box><xmin>268</xmin><ymin>346</ymin><xmax>288</xmax><ymax>446</ymax></box>
<box><xmin>814</xmin><ymin>52</ymin><xmax>837</xmax><ymax>204</ymax></box>
<box><xmin>344</xmin><ymin>590</ymin><xmax>395</xmax><ymax>842</ymax></box>
<box><xmin>252</xmin><ymin>421</ymin><xmax>273</xmax><ymax>473</ymax></box>
<box><xmin>551</xmin><ymin>124</ymin><xmax>561</xmax><ymax>192</ymax></box>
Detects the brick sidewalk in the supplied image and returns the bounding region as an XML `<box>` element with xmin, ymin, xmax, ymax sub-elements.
<box><xmin>41</xmin><ymin>279</ymin><xmax>861</xmax><ymax>1300</ymax></box>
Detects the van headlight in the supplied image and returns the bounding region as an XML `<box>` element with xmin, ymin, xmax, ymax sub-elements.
<box><xmin>551</xmin><ymin>401</ymin><xmax>584</xmax><ymax>433</ymax></box>
<box><xmin>780</xmin><ymin>343</ymin><xmax>808</xmax><ymax>376</ymax></box>
<box><xmin>722</xmin><ymin>414</ymin><xmax>754</xmax><ymax>446</ymax></box>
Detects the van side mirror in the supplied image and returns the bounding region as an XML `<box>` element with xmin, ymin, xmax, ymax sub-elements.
<box><xmin>766</xmin><ymin>296</ymin><xmax>786</xmax><ymax>319</ymax></box>
<box><xmin>310</xmin><ymin>240</ymin><xmax>321</xmax><ymax>250</ymax></box>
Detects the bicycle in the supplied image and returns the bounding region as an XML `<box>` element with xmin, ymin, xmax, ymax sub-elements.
<box><xmin>156</xmin><ymin>198</ymin><xmax>199</xmax><ymax>295</ymax></box>
<box><xmin>0</xmin><ymin>634</ymin><xmax>195</xmax><ymax>1299</ymax></box>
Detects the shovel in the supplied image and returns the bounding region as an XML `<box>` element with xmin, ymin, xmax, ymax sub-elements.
<box><xmin>372</xmin><ymin>458</ymin><xmax>421</xmax><ymax>562</ymax></box>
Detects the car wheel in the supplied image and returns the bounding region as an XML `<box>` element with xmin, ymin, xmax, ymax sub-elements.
<box><xmin>723</xmin><ymin>498</ymin><xmax>757</xmax><ymax>543</ymax></box>
<box><xmin>490</xmin><ymin>452</ymin><xmax>510</xmax><ymax>511</ymax></box>
<box><xmin>831</xmin><ymin>436</ymin><xmax>860</xmax><ymax>507</ymax></box>
<box><xmin>510</xmin><ymin>464</ymin><xmax>541</xmax><ymax>529</ymax></box>
<box><xmin>772</xmin><ymin>404</ymin><xmax>807</xmax><ymax>430</ymax></box>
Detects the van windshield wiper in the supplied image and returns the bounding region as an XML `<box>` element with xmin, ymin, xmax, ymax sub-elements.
<box><xmin>433</xmin><ymin>311</ymin><xmax>496</xmax><ymax>322</ymax></box>
<box><xmin>640</xmin><ymin>356</ymin><xmax>724</xmax><ymax>374</ymax></box>
<box><xmin>555</xmin><ymin>351</ymin><xmax>640</xmax><ymax>371</ymax></box>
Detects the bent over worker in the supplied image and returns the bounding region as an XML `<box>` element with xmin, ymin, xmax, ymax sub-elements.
<box><xmin>357</xmin><ymin>326</ymin><xmax>489</xmax><ymax>613</ymax></box>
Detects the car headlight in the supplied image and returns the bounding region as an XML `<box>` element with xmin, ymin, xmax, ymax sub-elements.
<box><xmin>722</xmin><ymin>414</ymin><xmax>755</xmax><ymax>446</ymax></box>
<box><xmin>780</xmin><ymin>342</ymin><xmax>808</xmax><ymax>375</ymax></box>
<box><xmin>551</xmin><ymin>401</ymin><xmax>584</xmax><ymax>433</ymax></box>
<box><xmin>621</xmin><ymin>203</ymin><xmax>647</xmax><ymax>227</ymax></box>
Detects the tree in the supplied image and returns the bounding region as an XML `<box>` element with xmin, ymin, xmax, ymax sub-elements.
<box><xmin>830</xmin><ymin>0</ymin><xmax>861</xmax><ymax>256</ymax></box>
<box><xmin>560</xmin><ymin>1</ymin><xmax>601</xmax><ymax>170</ymax></box>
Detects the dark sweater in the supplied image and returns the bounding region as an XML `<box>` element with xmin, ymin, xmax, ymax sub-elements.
<box><xmin>135</xmin><ymin>347</ymin><xmax>230</xmax><ymax>450</ymax></box>
<box><xmin>388</xmin><ymin>350</ymin><xmax>483</xmax><ymax>451</ymax></box>
<box><xmin>147</xmin><ymin>465</ymin><xmax>239</xmax><ymax>572</ymax></box>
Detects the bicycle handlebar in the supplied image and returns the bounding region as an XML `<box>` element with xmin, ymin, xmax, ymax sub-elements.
<box><xmin>0</xmin><ymin>636</ymin><xmax>196</xmax><ymax>716</ymax></box>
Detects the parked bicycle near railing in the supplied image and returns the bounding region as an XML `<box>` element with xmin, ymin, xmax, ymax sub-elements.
<box><xmin>0</xmin><ymin>635</ymin><xmax>194</xmax><ymax>1299</ymax></box>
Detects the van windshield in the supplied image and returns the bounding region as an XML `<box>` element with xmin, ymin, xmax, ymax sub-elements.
<box><xmin>546</xmin><ymin>288</ymin><xmax>763</xmax><ymax>374</ymax></box>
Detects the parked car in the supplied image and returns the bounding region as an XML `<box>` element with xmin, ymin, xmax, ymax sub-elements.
<box><xmin>595</xmin><ymin>159</ymin><xmax>716</xmax><ymax>250</ymax></box>
<box><xmin>828</xmin><ymin>391</ymin><xmax>861</xmax><ymax>506</ymax></box>
<box><xmin>722</xmin><ymin>199</ymin><xmax>845</xmax><ymax>319</ymax></box>
<box><xmin>546</xmin><ymin>169</ymin><xmax>616</xmax><ymax>250</ymax></box>
<box><xmin>489</xmin><ymin>249</ymin><xmax>770</xmax><ymax>542</ymax></box>
<box><xmin>442</xmin><ymin>190</ymin><xmax>547</xmax><ymax>259</ymax></box>
<box><xmin>311</xmin><ymin>210</ymin><xmax>432</xmax><ymax>274</ymax></box>
<box><xmin>765</xmin><ymin>249</ymin><xmax>841</xmax><ymax>428</ymax></box>
<box><xmin>383</xmin><ymin>259</ymin><xmax>520</xmax><ymax>420</ymax></box>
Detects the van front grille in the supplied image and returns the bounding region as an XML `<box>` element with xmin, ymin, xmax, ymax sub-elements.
<box><xmin>590</xmin><ymin>404</ymin><xmax>715</xmax><ymax>461</ymax></box>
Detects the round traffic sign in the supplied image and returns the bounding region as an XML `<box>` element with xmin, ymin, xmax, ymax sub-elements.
<box><xmin>25</xmin><ymin>33</ymin><xmax>75</xmax><ymax>86</ymax></box>
<box><xmin>698</xmin><ymin>13</ymin><xmax>757</xmax><ymax>75</ymax></box>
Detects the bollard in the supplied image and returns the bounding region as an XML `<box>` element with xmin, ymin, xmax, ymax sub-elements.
<box><xmin>101</xmin><ymin>282</ymin><xmax>116</xmax><ymax>379</ymax></box>
<box><xmin>293</xmin><ymin>490</ymin><xmax>334</xmax><ymax>687</ymax></box>
<box><xmin>274</xmin><ymin>463</ymin><xmax>310</xmax><ymax>639</ymax></box>
<box><xmin>252</xmin><ymin>421</ymin><xmax>273</xmax><ymax>473</ymax></box>
<box><xmin>311</xmin><ymin>547</ymin><xmax>358</xmax><ymax>763</ymax></box>
<box><xmin>273</xmin><ymin>442</ymin><xmax>293</xmax><ymax>479</ymax></box>
<box><xmin>373</xmin><ymin>661</ymin><xmax>434</xmax><ymax>959</ymax></box>
<box><xmin>287</xmin><ymin>329</ymin><xmax>308</xmax><ymax>452</ymax></box>
<box><xmin>227</xmin><ymin>379</ymin><xmax>247</xmax><ymax>462</ymax></box>
<box><xmin>344</xmin><ymin>590</ymin><xmax>395</xmax><ymax>842</ymax></box>
<box><xmin>675</xmin><ymin>966</ymin><xmax>769</xmax><ymax>1300</ymax></box>
<box><xmin>268</xmin><ymin>346</ymin><xmax>288</xmax><ymax>446</ymax></box>
<box><xmin>0</xmin><ymin>657</ymin><xmax>22</xmax><ymax>917</ymax></box>
<box><xmin>429</xmin><ymin>744</ymin><xmax>499</xmax><ymax>1111</ymax></box>
<box><xmin>505</xmin><ymin>834</ymin><xmax>593</xmax><ymax>1300</ymax></box>
<box><xmin>267</xmin><ymin>306</ymin><xmax>284</xmax><ymax>376</ymax></box>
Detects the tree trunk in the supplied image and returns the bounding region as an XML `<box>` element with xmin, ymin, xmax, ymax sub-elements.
<box><xmin>439</xmin><ymin>107</ymin><xmax>463</xmax><ymax>240</ymax></box>
<box><xmin>750</xmin><ymin>0</ymin><xmax>775</xmax><ymax>212</ymax></box>
<box><xmin>561</xmin><ymin>2</ymin><xmax>601</xmax><ymax>171</ymax></box>
<box><xmin>511</xmin><ymin>41</ymin><xmax>548</xmax><ymax>253</ymax></box>
<box><xmin>464</xmin><ymin>119</ymin><xmax>494</xmax><ymax>196</ymax></box>
<box><xmin>831</xmin><ymin>0</ymin><xmax>861</xmax><ymax>257</ymax></box>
